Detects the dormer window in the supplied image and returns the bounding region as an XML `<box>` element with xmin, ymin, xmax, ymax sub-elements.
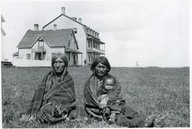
<box><xmin>38</xmin><ymin>38</ymin><xmax>44</xmax><ymax>49</ymax></box>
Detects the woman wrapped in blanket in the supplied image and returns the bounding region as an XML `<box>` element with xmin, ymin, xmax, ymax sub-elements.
<box><xmin>20</xmin><ymin>53</ymin><xmax>76</xmax><ymax>124</ymax></box>
<box><xmin>84</xmin><ymin>56</ymin><xmax>155</xmax><ymax>127</ymax></box>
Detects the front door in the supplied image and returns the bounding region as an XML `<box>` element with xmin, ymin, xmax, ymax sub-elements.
<box><xmin>35</xmin><ymin>52</ymin><xmax>45</xmax><ymax>60</ymax></box>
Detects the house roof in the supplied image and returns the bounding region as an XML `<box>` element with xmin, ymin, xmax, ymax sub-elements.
<box><xmin>42</xmin><ymin>14</ymin><xmax>101</xmax><ymax>39</ymax></box>
<box><xmin>65</xmin><ymin>48</ymin><xmax>82</xmax><ymax>54</ymax></box>
<box><xmin>13</xmin><ymin>51</ymin><xmax>19</xmax><ymax>56</ymax></box>
<box><xmin>87</xmin><ymin>35</ymin><xmax>105</xmax><ymax>44</ymax></box>
<box><xmin>42</xmin><ymin>12</ymin><xmax>106</xmax><ymax>44</ymax></box>
<box><xmin>17</xmin><ymin>29</ymin><xmax>74</xmax><ymax>48</ymax></box>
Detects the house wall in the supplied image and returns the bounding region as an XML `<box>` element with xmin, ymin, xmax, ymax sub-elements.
<box><xmin>18</xmin><ymin>48</ymin><xmax>31</xmax><ymax>60</ymax></box>
<box><xmin>50</xmin><ymin>48</ymin><xmax>65</xmax><ymax>56</ymax></box>
<box><xmin>44</xmin><ymin>16</ymin><xmax>86</xmax><ymax>65</ymax></box>
<box><xmin>67</xmin><ymin>33</ymin><xmax>79</xmax><ymax>66</ymax></box>
<box><xmin>32</xmin><ymin>40</ymin><xmax>51</xmax><ymax>60</ymax></box>
<box><xmin>12</xmin><ymin>59</ymin><xmax>51</xmax><ymax>67</ymax></box>
<box><xmin>31</xmin><ymin>41</ymin><xmax>65</xmax><ymax>61</ymax></box>
<box><xmin>15</xmin><ymin>47</ymin><xmax>65</xmax><ymax>67</ymax></box>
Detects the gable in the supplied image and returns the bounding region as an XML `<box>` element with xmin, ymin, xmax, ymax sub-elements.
<box><xmin>68</xmin><ymin>31</ymin><xmax>79</xmax><ymax>49</ymax></box>
<box><xmin>31</xmin><ymin>37</ymin><xmax>50</xmax><ymax>47</ymax></box>
<box><xmin>43</xmin><ymin>14</ymin><xmax>84</xmax><ymax>30</ymax></box>
<box><xmin>31</xmin><ymin>37</ymin><xmax>50</xmax><ymax>49</ymax></box>
<box><xmin>42</xmin><ymin>14</ymin><xmax>100</xmax><ymax>39</ymax></box>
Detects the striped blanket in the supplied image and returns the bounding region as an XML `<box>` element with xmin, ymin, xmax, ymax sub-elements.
<box><xmin>26</xmin><ymin>70</ymin><xmax>76</xmax><ymax>122</ymax></box>
<box><xmin>84</xmin><ymin>74</ymin><xmax>122</xmax><ymax>119</ymax></box>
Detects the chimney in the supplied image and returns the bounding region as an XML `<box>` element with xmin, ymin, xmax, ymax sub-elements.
<box><xmin>78</xmin><ymin>18</ymin><xmax>82</xmax><ymax>23</ymax></box>
<box><xmin>54</xmin><ymin>24</ymin><xmax>57</xmax><ymax>31</ymax></box>
<box><xmin>61</xmin><ymin>7</ymin><xmax>65</xmax><ymax>15</ymax></box>
<box><xmin>34</xmin><ymin>24</ymin><xmax>39</xmax><ymax>31</ymax></box>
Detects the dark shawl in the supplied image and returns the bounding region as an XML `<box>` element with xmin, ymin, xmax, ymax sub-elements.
<box><xmin>84</xmin><ymin>74</ymin><xmax>122</xmax><ymax>118</ymax></box>
<box><xmin>26</xmin><ymin>70</ymin><xmax>76</xmax><ymax>116</ymax></box>
<box><xmin>84</xmin><ymin>74</ymin><xmax>145</xmax><ymax>127</ymax></box>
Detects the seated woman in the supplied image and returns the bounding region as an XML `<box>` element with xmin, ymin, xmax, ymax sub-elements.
<box><xmin>20</xmin><ymin>53</ymin><xmax>76</xmax><ymax>124</ymax></box>
<box><xmin>84</xmin><ymin>56</ymin><xmax>154</xmax><ymax>127</ymax></box>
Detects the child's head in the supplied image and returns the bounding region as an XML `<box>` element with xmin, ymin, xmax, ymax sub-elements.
<box><xmin>103</xmin><ymin>75</ymin><xmax>115</xmax><ymax>91</ymax></box>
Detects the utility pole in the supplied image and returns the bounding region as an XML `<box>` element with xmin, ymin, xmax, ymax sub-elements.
<box><xmin>136</xmin><ymin>61</ymin><xmax>139</xmax><ymax>68</ymax></box>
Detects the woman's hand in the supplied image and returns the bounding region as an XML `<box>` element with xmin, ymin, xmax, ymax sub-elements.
<box><xmin>19</xmin><ymin>114</ymin><xmax>36</xmax><ymax>122</ymax></box>
<box><xmin>19</xmin><ymin>114</ymin><xmax>31</xmax><ymax>122</ymax></box>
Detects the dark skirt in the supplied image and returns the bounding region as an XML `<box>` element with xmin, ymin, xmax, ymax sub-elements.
<box><xmin>36</xmin><ymin>103</ymin><xmax>66</xmax><ymax>123</ymax></box>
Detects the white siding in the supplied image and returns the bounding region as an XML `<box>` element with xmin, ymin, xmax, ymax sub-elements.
<box><xmin>18</xmin><ymin>49</ymin><xmax>31</xmax><ymax>60</ymax></box>
<box><xmin>15</xmin><ymin>47</ymin><xmax>65</xmax><ymax>67</ymax></box>
<box><xmin>31</xmin><ymin>40</ymin><xmax>65</xmax><ymax>61</ymax></box>
<box><xmin>12</xmin><ymin>59</ymin><xmax>51</xmax><ymax>67</ymax></box>
<box><xmin>31</xmin><ymin>40</ymin><xmax>51</xmax><ymax>60</ymax></box>
<box><xmin>50</xmin><ymin>48</ymin><xmax>65</xmax><ymax>55</ymax></box>
<box><xmin>19</xmin><ymin>44</ymin><xmax>65</xmax><ymax>62</ymax></box>
<box><xmin>44</xmin><ymin>16</ymin><xmax>86</xmax><ymax>65</ymax></box>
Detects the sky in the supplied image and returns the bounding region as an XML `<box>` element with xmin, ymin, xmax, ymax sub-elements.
<box><xmin>1</xmin><ymin>0</ymin><xmax>190</xmax><ymax>67</ymax></box>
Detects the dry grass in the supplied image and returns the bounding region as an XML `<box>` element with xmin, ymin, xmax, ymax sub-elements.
<box><xmin>1</xmin><ymin>66</ymin><xmax>190</xmax><ymax>128</ymax></box>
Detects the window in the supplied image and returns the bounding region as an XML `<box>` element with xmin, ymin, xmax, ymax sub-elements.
<box><xmin>39</xmin><ymin>41</ymin><xmax>43</xmax><ymax>47</ymax></box>
<box><xmin>68</xmin><ymin>40</ymin><xmax>70</xmax><ymax>47</ymax></box>
<box><xmin>38</xmin><ymin>38</ymin><xmax>44</xmax><ymax>50</ymax></box>
<box><xmin>27</xmin><ymin>54</ymin><xmax>30</xmax><ymax>59</ymax></box>
<box><xmin>88</xmin><ymin>42</ymin><xmax>90</xmax><ymax>48</ymax></box>
<box><xmin>38</xmin><ymin>39</ymin><xmax>43</xmax><ymax>46</ymax></box>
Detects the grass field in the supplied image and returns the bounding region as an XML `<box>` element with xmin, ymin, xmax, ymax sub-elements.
<box><xmin>1</xmin><ymin>66</ymin><xmax>190</xmax><ymax>128</ymax></box>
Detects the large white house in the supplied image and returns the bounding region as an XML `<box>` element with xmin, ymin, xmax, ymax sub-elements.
<box><xmin>13</xmin><ymin>26</ymin><xmax>82</xmax><ymax>67</ymax></box>
<box><xmin>42</xmin><ymin>7</ymin><xmax>105</xmax><ymax>65</ymax></box>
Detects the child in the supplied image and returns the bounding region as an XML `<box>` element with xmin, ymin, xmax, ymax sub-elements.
<box><xmin>98</xmin><ymin>75</ymin><xmax>155</xmax><ymax>127</ymax></box>
<box><xmin>97</xmin><ymin>75</ymin><xmax>121</xmax><ymax>123</ymax></box>
<box><xmin>97</xmin><ymin>74</ymin><xmax>115</xmax><ymax>108</ymax></box>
